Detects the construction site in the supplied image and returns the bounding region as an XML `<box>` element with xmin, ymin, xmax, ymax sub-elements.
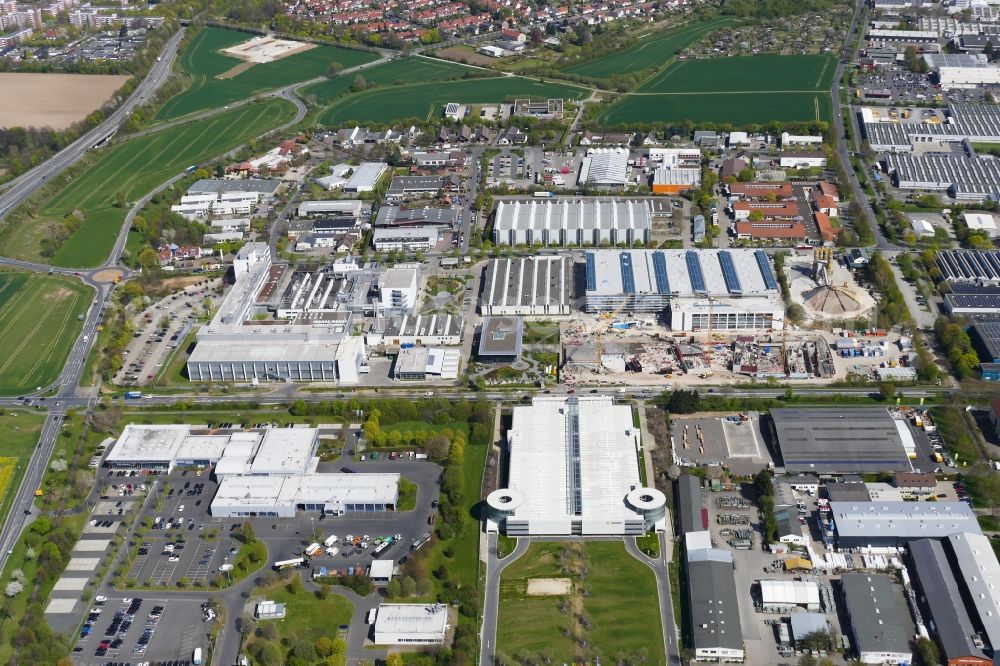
<box><xmin>784</xmin><ymin>248</ymin><xmax>876</xmax><ymax>325</ymax></box>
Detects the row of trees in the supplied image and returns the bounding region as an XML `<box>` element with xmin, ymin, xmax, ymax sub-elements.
<box><xmin>934</xmin><ymin>316</ymin><xmax>982</xmax><ymax>379</ymax></box>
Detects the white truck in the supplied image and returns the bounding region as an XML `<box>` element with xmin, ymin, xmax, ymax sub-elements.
<box><xmin>304</xmin><ymin>543</ymin><xmax>322</xmax><ymax>558</ymax></box>
<box><xmin>323</xmin><ymin>534</ymin><xmax>339</xmax><ymax>548</ymax></box>
<box><xmin>193</xmin><ymin>647</ymin><xmax>203</xmax><ymax>665</ymax></box>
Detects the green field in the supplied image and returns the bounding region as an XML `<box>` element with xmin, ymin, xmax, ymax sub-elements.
<box><xmin>318</xmin><ymin>76</ymin><xmax>587</xmax><ymax>124</ymax></box>
<box><xmin>639</xmin><ymin>54</ymin><xmax>835</xmax><ymax>93</ymax></box>
<box><xmin>601</xmin><ymin>90</ymin><xmax>832</xmax><ymax>126</ymax></box>
<box><xmin>497</xmin><ymin>541</ymin><xmax>664</xmax><ymax>663</ymax></box>
<box><xmin>246</xmin><ymin>578</ymin><xmax>353</xmax><ymax>662</ymax></box>
<box><xmin>303</xmin><ymin>56</ymin><xmax>483</xmax><ymax>106</ymax></box>
<box><xmin>0</xmin><ymin>272</ymin><xmax>92</xmax><ymax>394</ymax></box>
<box><xmin>0</xmin><ymin>410</ymin><xmax>45</xmax><ymax>532</ymax></box>
<box><xmin>157</xmin><ymin>27</ymin><xmax>377</xmax><ymax>119</ymax></box>
<box><xmin>3</xmin><ymin>99</ymin><xmax>294</xmax><ymax>267</ymax></box>
<box><xmin>564</xmin><ymin>17</ymin><xmax>736</xmax><ymax>79</ymax></box>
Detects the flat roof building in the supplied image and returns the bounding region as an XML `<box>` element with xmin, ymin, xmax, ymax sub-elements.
<box><xmin>477</xmin><ymin>316</ymin><xmax>523</xmax><ymax>362</ymax></box>
<box><xmin>211</xmin><ymin>472</ymin><xmax>400</xmax><ymax>518</ymax></box>
<box><xmin>374</xmin><ymin>205</ymin><xmax>457</xmax><ymax>228</ymax></box>
<box><xmin>343</xmin><ymin>162</ymin><xmax>388</xmax><ymax>192</ymax></box>
<box><xmin>492</xmin><ymin>199</ymin><xmax>652</xmax><ymax>247</ymax></box>
<box><xmin>367</xmin><ymin>313</ymin><xmax>463</xmax><ymax>348</ymax></box>
<box><xmin>971</xmin><ymin>321</ymin><xmax>1000</xmax><ymax>364</ymax></box>
<box><xmin>584</xmin><ymin>249</ymin><xmax>785</xmax><ymax>331</ymax></box>
<box><xmin>686</xmin><ymin>547</ymin><xmax>744</xmax><ymax>662</ymax></box>
<box><xmin>578</xmin><ymin>149</ymin><xmax>629</xmax><ymax>189</ymax></box>
<box><xmin>486</xmin><ymin>396</ymin><xmax>665</xmax><ymax>536</ymax></box>
<box><xmin>947</xmin><ymin>532</ymin><xmax>1000</xmax><ymax>653</ymax></box>
<box><xmin>908</xmin><ymin>538</ymin><xmax>991</xmax><ymax>665</ymax></box>
<box><xmin>297</xmin><ymin>200</ymin><xmax>364</xmax><ymax>218</ymax></box>
<box><xmin>769</xmin><ymin>408</ymin><xmax>914</xmax><ymax>474</ymax></box>
<box><xmin>386</xmin><ymin>176</ymin><xmax>442</xmax><ymax>200</ymax></box>
<box><xmin>372</xmin><ymin>603</ymin><xmax>449</xmax><ymax>645</ymax></box>
<box><xmin>936</xmin><ymin>250</ymin><xmax>1000</xmax><ymax>284</ymax></box>
<box><xmin>830</xmin><ymin>501</ymin><xmax>981</xmax><ymax>548</ymax></box>
<box><xmin>677</xmin><ymin>473</ymin><xmax>706</xmax><ymax>535</ymax></box>
<box><xmin>372</xmin><ymin>227</ymin><xmax>438</xmax><ymax>252</ymax></box>
<box><xmin>188</xmin><ymin>178</ymin><xmax>281</xmax><ymax>197</ymax></box>
<box><xmin>840</xmin><ymin>573</ymin><xmax>912</xmax><ymax>665</ymax></box>
<box><xmin>758</xmin><ymin>579</ymin><xmax>821</xmax><ymax>612</ymax></box>
<box><xmin>480</xmin><ymin>256</ymin><xmax>572</xmax><ymax>316</ymax></box>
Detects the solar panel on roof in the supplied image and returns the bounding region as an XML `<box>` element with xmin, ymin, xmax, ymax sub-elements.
<box><xmin>620</xmin><ymin>252</ymin><xmax>636</xmax><ymax>294</ymax></box>
<box><xmin>718</xmin><ymin>251</ymin><xmax>742</xmax><ymax>294</ymax></box>
<box><xmin>652</xmin><ymin>251</ymin><xmax>670</xmax><ymax>293</ymax></box>
<box><xmin>685</xmin><ymin>251</ymin><xmax>706</xmax><ymax>293</ymax></box>
<box><xmin>585</xmin><ymin>253</ymin><xmax>596</xmax><ymax>292</ymax></box>
<box><xmin>756</xmin><ymin>250</ymin><xmax>779</xmax><ymax>291</ymax></box>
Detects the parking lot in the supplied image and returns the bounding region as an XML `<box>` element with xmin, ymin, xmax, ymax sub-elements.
<box><xmin>71</xmin><ymin>595</ymin><xmax>211</xmax><ymax>665</ymax></box>
<box><xmin>114</xmin><ymin>278</ymin><xmax>220</xmax><ymax>386</ymax></box>
<box><xmin>670</xmin><ymin>414</ymin><xmax>774</xmax><ymax>475</ymax></box>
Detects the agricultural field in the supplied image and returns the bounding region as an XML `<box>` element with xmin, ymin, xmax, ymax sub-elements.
<box><xmin>0</xmin><ymin>272</ymin><xmax>92</xmax><ymax>394</ymax></box>
<box><xmin>638</xmin><ymin>54</ymin><xmax>835</xmax><ymax>93</ymax></box>
<box><xmin>318</xmin><ymin>76</ymin><xmax>587</xmax><ymax>125</ymax></box>
<box><xmin>601</xmin><ymin>90</ymin><xmax>832</xmax><ymax>126</ymax></box>
<box><xmin>564</xmin><ymin>17</ymin><xmax>736</xmax><ymax>79</ymax></box>
<box><xmin>497</xmin><ymin>541</ymin><xmax>664</xmax><ymax>664</ymax></box>
<box><xmin>156</xmin><ymin>27</ymin><xmax>377</xmax><ymax>120</ymax></box>
<box><xmin>303</xmin><ymin>56</ymin><xmax>483</xmax><ymax>106</ymax></box>
<box><xmin>2</xmin><ymin>99</ymin><xmax>294</xmax><ymax>267</ymax></box>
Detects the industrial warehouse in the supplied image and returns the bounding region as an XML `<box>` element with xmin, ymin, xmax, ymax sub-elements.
<box><xmin>828</xmin><ymin>501</ymin><xmax>980</xmax><ymax>548</ymax></box>
<box><xmin>769</xmin><ymin>407</ymin><xmax>916</xmax><ymax>473</ymax></box>
<box><xmin>185</xmin><ymin>244</ymin><xmax>430</xmax><ymax>383</ymax></box>
<box><xmin>583</xmin><ymin>248</ymin><xmax>785</xmax><ymax>331</ymax></box>
<box><xmin>103</xmin><ymin>424</ymin><xmax>400</xmax><ymax>517</ymax></box>
<box><xmin>862</xmin><ymin>104</ymin><xmax>1000</xmax><ymax>152</ymax></box>
<box><xmin>685</xmin><ymin>533</ymin><xmax>744</xmax><ymax>662</ymax></box>
<box><xmin>485</xmin><ymin>396</ymin><xmax>666</xmax><ymax>536</ymax></box>
<box><xmin>491</xmin><ymin>199</ymin><xmax>653</xmax><ymax>246</ymax></box>
<box><xmin>479</xmin><ymin>256</ymin><xmax>573</xmax><ymax>316</ymax></box>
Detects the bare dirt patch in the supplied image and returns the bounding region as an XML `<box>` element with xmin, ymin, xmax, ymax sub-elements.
<box><xmin>160</xmin><ymin>275</ymin><xmax>206</xmax><ymax>290</ymax></box>
<box><xmin>216</xmin><ymin>60</ymin><xmax>257</xmax><ymax>80</ymax></box>
<box><xmin>92</xmin><ymin>269</ymin><xmax>124</xmax><ymax>284</ymax></box>
<box><xmin>0</xmin><ymin>73</ymin><xmax>130</xmax><ymax>130</ymax></box>
<box><xmin>436</xmin><ymin>46</ymin><xmax>496</xmax><ymax>67</ymax></box>
<box><xmin>526</xmin><ymin>577</ymin><xmax>572</xmax><ymax>596</ymax></box>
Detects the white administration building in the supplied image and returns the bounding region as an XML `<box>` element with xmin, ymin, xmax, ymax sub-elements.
<box><xmin>372</xmin><ymin>603</ymin><xmax>449</xmax><ymax>645</ymax></box>
<box><xmin>104</xmin><ymin>424</ymin><xmax>399</xmax><ymax>517</ymax></box>
<box><xmin>486</xmin><ymin>396</ymin><xmax>666</xmax><ymax>536</ymax></box>
<box><xmin>584</xmin><ymin>248</ymin><xmax>785</xmax><ymax>331</ymax></box>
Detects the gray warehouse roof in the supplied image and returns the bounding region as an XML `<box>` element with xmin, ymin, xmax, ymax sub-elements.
<box><xmin>830</xmin><ymin>501</ymin><xmax>981</xmax><ymax>541</ymax></box>
<box><xmin>686</xmin><ymin>548</ymin><xmax>743</xmax><ymax>654</ymax></box>
<box><xmin>972</xmin><ymin>321</ymin><xmax>1000</xmax><ymax>361</ymax></box>
<box><xmin>677</xmin><ymin>473</ymin><xmax>704</xmax><ymax>535</ymax></box>
<box><xmin>908</xmin><ymin>538</ymin><xmax>989</xmax><ymax>663</ymax></box>
<box><xmin>770</xmin><ymin>408</ymin><xmax>912</xmax><ymax>473</ymax></box>
<box><xmin>481</xmin><ymin>256</ymin><xmax>572</xmax><ymax>314</ymax></box>
<box><xmin>375</xmin><ymin>205</ymin><xmax>457</xmax><ymax>227</ymax></box>
<box><xmin>936</xmin><ymin>250</ymin><xmax>1000</xmax><ymax>283</ymax></box>
<box><xmin>840</xmin><ymin>574</ymin><xmax>911</xmax><ymax>660</ymax></box>
<box><xmin>386</xmin><ymin>176</ymin><xmax>443</xmax><ymax>196</ymax></box>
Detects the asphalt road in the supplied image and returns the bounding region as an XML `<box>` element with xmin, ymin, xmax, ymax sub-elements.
<box><xmin>479</xmin><ymin>533</ymin><xmax>529</xmax><ymax>665</ymax></box>
<box><xmin>0</xmin><ymin>29</ymin><xmax>185</xmax><ymax>220</ymax></box>
<box><xmin>624</xmin><ymin>533</ymin><xmax>680</xmax><ymax>666</ymax></box>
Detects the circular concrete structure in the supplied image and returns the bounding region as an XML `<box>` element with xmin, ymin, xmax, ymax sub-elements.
<box><xmin>486</xmin><ymin>488</ymin><xmax>525</xmax><ymax>522</ymax></box>
<box><xmin>626</xmin><ymin>487</ymin><xmax>667</xmax><ymax>528</ymax></box>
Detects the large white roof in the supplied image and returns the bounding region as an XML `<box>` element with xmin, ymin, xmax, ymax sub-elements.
<box><xmin>374</xmin><ymin>604</ymin><xmax>448</xmax><ymax>640</ymax></box>
<box><xmin>106</xmin><ymin>425</ymin><xmax>192</xmax><ymax>463</ymax></box>
<box><xmin>213</xmin><ymin>473</ymin><xmax>399</xmax><ymax>509</ymax></box>
<box><xmin>249</xmin><ymin>429</ymin><xmax>317</xmax><ymax>475</ymax></box>
<box><xmin>759</xmin><ymin>579</ymin><xmax>820</xmax><ymax>607</ymax></box>
<box><xmin>505</xmin><ymin>396</ymin><xmax>642</xmax><ymax>532</ymax></box>
<box><xmin>947</xmin><ymin>532</ymin><xmax>1000</xmax><ymax>649</ymax></box>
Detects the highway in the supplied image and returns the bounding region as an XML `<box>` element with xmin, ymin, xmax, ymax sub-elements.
<box><xmin>0</xmin><ymin>29</ymin><xmax>185</xmax><ymax>220</ymax></box>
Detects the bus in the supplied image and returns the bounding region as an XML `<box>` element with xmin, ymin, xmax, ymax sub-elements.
<box><xmin>411</xmin><ymin>533</ymin><xmax>431</xmax><ymax>551</ymax></box>
<box><xmin>273</xmin><ymin>558</ymin><xmax>306</xmax><ymax>570</ymax></box>
<box><xmin>372</xmin><ymin>540</ymin><xmax>391</xmax><ymax>558</ymax></box>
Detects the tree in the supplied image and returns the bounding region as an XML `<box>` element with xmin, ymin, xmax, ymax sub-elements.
<box><xmin>878</xmin><ymin>383</ymin><xmax>896</xmax><ymax>401</ymax></box>
<box><xmin>315</xmin><ymin>636</ymin><xmax>334</xmax><ymax>657</ymax></box>
<box><xmin>914</xmin><ymin>637</ymin><xmax>939</xmax><ymax>666</ymax></box>
<box><xmin>290</xmin><ymin>399</ymin><xmax>309</xmax><ymax>416</ymax></box>
<box><xmin>401</xmin><ymin>575</ymin><xmax>416</xmax><ymax>597</ymax></box>
<box><xmin>241</xmin><ymin>520</ymin><xmax>255</xmax><ymax>543</ymax></box>
<box><xmin>326</xmin><ymin>61</ymin><xmax>343</xmax><ymax>78</ymax></box>
<box><xmin>4</xmin><ymin>581</ymin><xmax>23</xmax><ymax>597</ymax></box>
<box><xmin>351</xmin><ymin>75</ymin><xmax>368</xmax><ymax>92</ymax></box>
<box><xmin>385</xmin><ymin>654</ymin><xmax>404</xmax><ymax>666</ymax></box>
<box><xmin>137</xmin><ymin>247</ymin><xmax>159</xmax><ymax>272</ymax></box>
<box><xmin>385</xmin><ymin>578</ymin><xmax>402</xmax><ymax>598</ymax></box>
<box><xmin>786</xmin><ymin>303</ymin><xmax>806</xmax><ymax>324</ymax></box>
<box><xmin>663</xmin><ymin>389</ymin><xmax>700</xmax><ymax>414</ymax></box>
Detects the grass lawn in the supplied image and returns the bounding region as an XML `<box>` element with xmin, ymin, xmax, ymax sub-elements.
<box><xmin>3</xmin><ymin>99</ymin><xmax>294</xmax><ymax>267</ymax></box>
<box><xmin>498</xmin><ymin>541</ymin><xmax>664</xmax><ymax>663</ymax></box>
<box><xmin>978</xmin><ymin>514</ymin><xmax>1000</xmax><ymax>532</ymax></box>
<box><xmin>317</xmin><ymin>76</ymin><xmax>586</xmax><ymax>125</ymax></box>
<box><xmin>397</xmin><ymin>477</ymin><xmax>417</xmax><ymax>511</ymax></box>
<box><xmin>564</xmin><ymin>17</ymin><xmax>736</xmax><ymax>79</ymax></box>
<box><xmin>303</xmin><ymin>56</ymin><xmax>482</xmax><ymax>106</ymax></box>
<box><xmin>522</xmin><ymin>321</ymin><xmax>560</xmax><ymax>345</ymax></box>
<box><xmin>0</xmin><ymin>271</ymin><xmax>92</xmax><ymax>394</ymax></box>
<box><xmin>252</xmin><ymin>577</ymin><xmax>353</xmax><ymax>658</ymax></box>
<box><xmin>0</xmin><ymin>409</ymin><xmax>45</xmax><ymax>531</ymax></box>
<box><xmin>157</xmin><ymin>27</ymin><xmax>377</xmax><ymax>119</ymax></box>
<box><xmin>601</xmin><ymin>91</ymin><xmax>831</xmax><ymax>126</ymax></box>
<box><xmin>639</xmin><ymin>54</ymin><xmax>836</xmax><ymax>93</ymax></box>
<box><xmin>381</xmin><ymin>420</ymin><xmax>469</xmax><ymax>440</ymax></box>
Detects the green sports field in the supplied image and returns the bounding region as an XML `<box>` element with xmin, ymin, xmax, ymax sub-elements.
<box><xmin>303</xmin><ymin>56</ymin><xmax>483</xmax><ymax>106</ymax></box>
<box><xmin>0</xmin><ymin>272</ymin><xmax>92</xmax><ymax>395</ymax></box>
<box><xmin>638</xmin><ymin>54</ymin><xmax>836</xmax><ymax>93</ymax></box>
<box><xmin>317</xmin><ymin>76</ymin><xmax>587</xmax><ymax>125</ymax></box>
<box><xmin>564</xmin><ymin>17</ymin><xmax>736</xmax><ymax>79</ymax></box>
<box><xmin>600</xmin><ymin>90</ymin><xmax>832</xmax><ymax>125</ymax></box>
<box><xmin>156</xmin><ymin>27</ymin><xmax>377</xmax><ymax>120</ymax></box>
<box><xmin>497</xmin><ymin>541</ymin><xmax>664</xmax><ymax>663</ymax></box>
<box><xmin>2</xmin><ymin>99</ymin><xmax>294</xmax><ymax>267</ymax></box>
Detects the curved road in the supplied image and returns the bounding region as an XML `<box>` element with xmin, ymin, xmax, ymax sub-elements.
<box><xmin>480</xmin><ymin>533</ymin><xmax>530</xmax><ymax>665</ymax></box>
<box><xmin>0</xmin><ymin>29</ymin><xmax>186</xmax><ymax>219</ymax></box>
<box><xmin>624</xmin><ymin>533</ymin><xmax>679</xmax><ymax>665</ymax></box>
